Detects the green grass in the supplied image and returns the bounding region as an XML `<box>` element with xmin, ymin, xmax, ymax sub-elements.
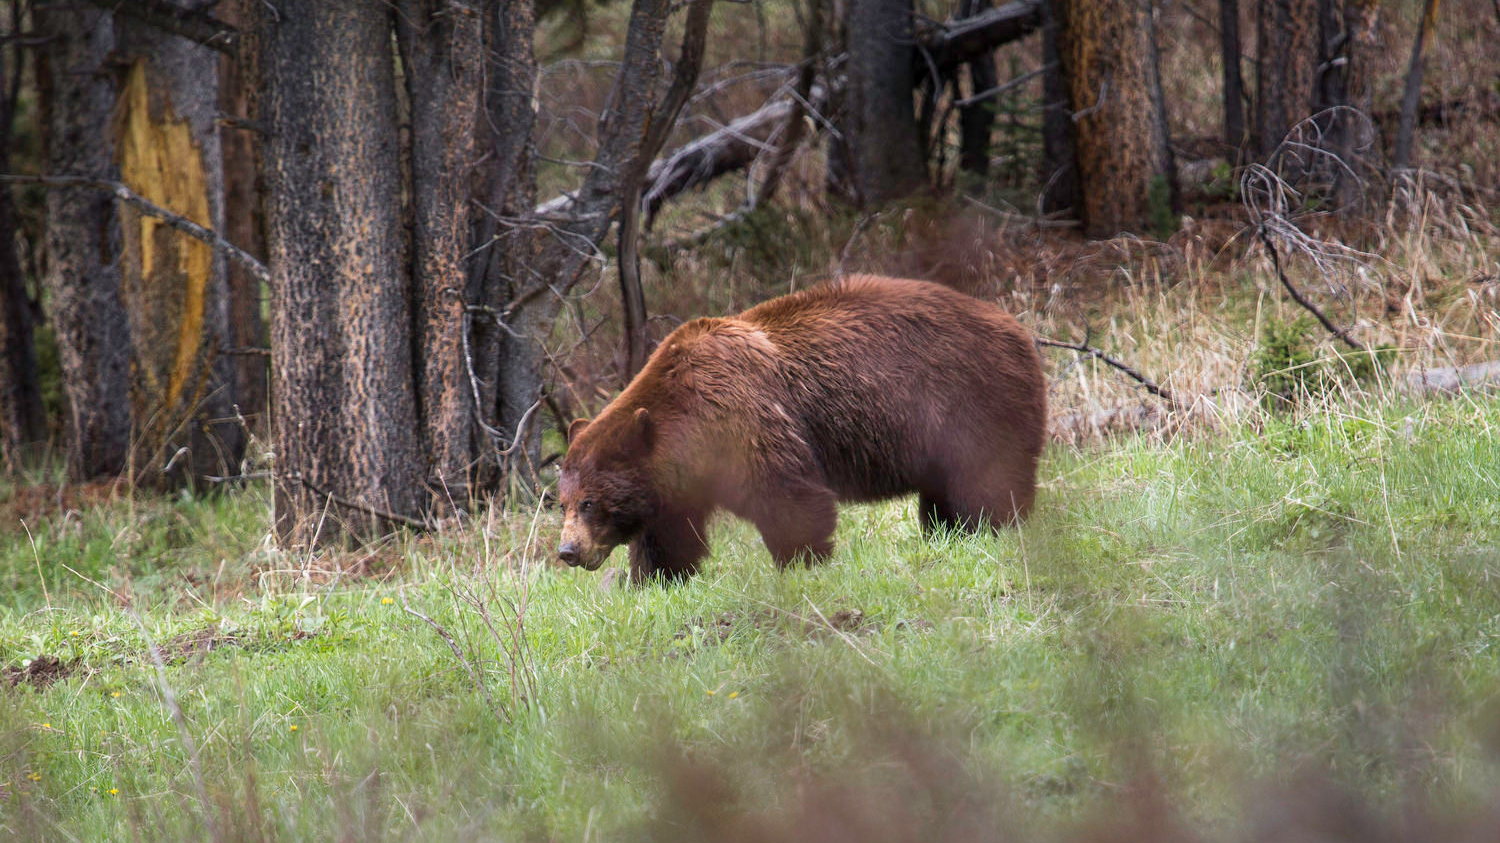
<box><xmin>2</xmin><ymin>395</ymin><xmax>1499</xmax><ymax>840</ymax></box>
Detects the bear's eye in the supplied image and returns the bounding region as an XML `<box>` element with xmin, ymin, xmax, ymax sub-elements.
<box><xmin>580</xmin><ymin>499</ymin><xmax>594</xmax><ymax>513</ymax></box>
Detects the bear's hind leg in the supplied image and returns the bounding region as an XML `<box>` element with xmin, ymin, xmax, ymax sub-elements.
<box><xmin>945</xmin><ymin>460</ymin><xmax>1036</xmax><ymax>531</ymax></box>
<box><xmin>918</xmin><ymin>492</ymin><xmax>962</xmax><ymax>537</ymax></box>
<box><xmin>629</xmin><ymin>508</ymin><xmax>710</xmax><ymax>585</ymax></box>
<box><xmin>750</xmin><ymin>486</ymin><xmax>838</xmax><ymax>570</ymax></box>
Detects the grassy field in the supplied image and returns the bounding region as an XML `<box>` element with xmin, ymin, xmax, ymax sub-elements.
<box><xmin>2</xmin><ymin>390</ymin><xmax>1498</xmax><ymax>840</ymax></box>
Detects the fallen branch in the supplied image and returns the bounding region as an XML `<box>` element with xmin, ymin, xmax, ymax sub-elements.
<box><xmin>1399</xmin><ymin>360</ymin><xmax>1500</xmax><ymax>395</ymax></box>
<box><xmin>1049</xmin><ymin>360</ymin><xmax>1500</xmax><ymax>444</ymax></box>
<box><xmin>1035</xmin><ymin>334</ymin><xmax>1180</xmax><ymax>408</ymax></box>
<box><xmin>913</xmin><ymin>0</ymin><xmax>1044</xmax><ymax>77</ymax></box>
<box><xmin>0</xmin><ymin>173</ymin><xmax>269</xmax><ymax>283</ymax></box>
<box><xmin>82</xmin><ymin>0</ymin><xmax>240</xmax><ymax>54</ymax></box>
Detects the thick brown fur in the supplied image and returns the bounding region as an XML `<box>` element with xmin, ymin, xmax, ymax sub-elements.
<box><xmin>557</xmin><ymin>275</ymin><xmax>1047</xmax><ymax>583</ymax></box>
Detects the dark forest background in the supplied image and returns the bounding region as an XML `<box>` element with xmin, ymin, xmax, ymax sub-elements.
<box><xmin>1</xmin><ymin>0</ymin><xmax>1495</xmax><ymax>549</ymax></box>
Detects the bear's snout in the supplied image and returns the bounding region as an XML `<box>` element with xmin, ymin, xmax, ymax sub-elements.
<box><xmin>558</xmin><ymin>541</ymin><xmax>581</xmax><ymax>566</ymax></box>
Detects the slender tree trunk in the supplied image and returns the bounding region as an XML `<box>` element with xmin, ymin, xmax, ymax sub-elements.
<box><xmin>843</xmin><ymin>0</ymin><xmax>925</xmax><ymax>205</ymax></box>
<box><xmin>113</xmin><ymin>13</ymin><xmax>237</xmax><ymax>486</ymax></box>
<box><xmin>1219</xmin><ymin>0</ymin><xmax>1245</xmax><ymax>153</ymax></box>
<box><xmin>470</xmin><ymin>0</ymin><xmax>539</xmax><ymax>489</ymax></box>
<box><xmin>1054</xmin><ymin>0</ymin><xmax>1175</xmax><ymax>237</ymax></box>
<box><xmin>1393</xmin><ymin>0</ymin><xmax>1439</xmax><ymax>170</ymax></box>
<box><xmin>218</xmin><ymin>0</ymin><xmax>268</xmax><ymax>437</ymax></box>
<box><xmin>1254</xmin><ymin>0</ymin><xmax>1319</xmax><ymax>157</ymax></box>
<box><xmin>958</xmin><ymin>0</ymin><xmax>998</xmax><ymax>179</ymax></box>
<box><xmin>263</xmin><ymin>0</ymin><xmax>422</xmax><ymax>545</ymax></box>
<box><xmin>398</xmin><ymin>0</ymin><xmax>483</xmax><ymax>509</ymax></box>
<box><xmin>0</xmin><ymin>14</ymin><xmax>43</xmax><ymax>469</ymax></box>
<box><xmin>1039</xmin><ymin>0</ymin><xmax>1078</xmax><ymax>216</ymax></box>
<box><xmin>35</xmin><ymin>6</ymin><xmax>132</xmax><ymax>481</ymax></box>
<box><xmin>495</xmin><ymin>0</ymin><xmax>679</xmax><ymax>484</ymax></box>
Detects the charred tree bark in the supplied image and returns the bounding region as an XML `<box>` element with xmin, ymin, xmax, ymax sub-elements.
<box><xmin>1254</xmin><ymin>0</ymin><xmax>1319</xmax><ymax>157</ymax></box>
<box><xmin>1039</xmin><ymin>0</ymin><xmax>1078</xmax><ymax>216</ymax></box>
<box><xmin>1316</xmin><ymin>0</ymin><xmax>1380</xmax><ymax>210</ymax></box>
<box><xmin>1219</xmin><ymin>0</ymin><xmax>1245</xmax><ymax>153</ymax></box>
<box><xmin>218</xmin><ymin>0</ymin><xmax>268</xmax><ymax>435</ymax></box>
<box><xmin>262</xmin><ymin>0</ymin><xmax>423</xmax><ymax>545</ymax></box>
<box><xmin>0</xmin><ymin>8</ymin><xmax>43</xmax><ymax>470</ymax></box>
<box><xmin>113</xmin><ymin>11</ymin><xmax>238</xmax><ymax>486</ymax></box>
<box><xmin>842</xmin><ymin>0</ymin><xmax>926</xmax><ymax>205</ymax></box>
<box><xmin>398</xmin><ymin>0</ymin><xmax>483</xmax><ymax>509</ymax></box>
<box><xmin>958</xmin><ymin>0</ymin><xmax>998</xmax><ymax>178</ymax></box>
<box><xmin>35</xmin><ymin>6</ymin><xmax>132</xmax><ymax>481</ymax></box>
<box><xmin>1053</xmin><ymin>0</ymin><xmax>1175</xmax><ymax>237</ymax></box>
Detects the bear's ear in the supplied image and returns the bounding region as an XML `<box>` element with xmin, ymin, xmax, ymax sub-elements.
<box><xmin>632</xmin><ymin>407</ymin><xmax>654</xmax><ymax>452</ymax></box>
<box><xmin>567</xmin><ymin>418</ymin><xmax>591</xmax><ymax>444</ymax></box>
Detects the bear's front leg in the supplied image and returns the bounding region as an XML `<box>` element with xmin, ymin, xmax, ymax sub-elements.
<box><xmin>749</xmin><ymin>485</ymin><xmax>838</xmax><ymax>570</ymax></box>
<box><xmin>628</xmin><ymin>508</ymin><xmax>709</xmax><ymax>584</ymax></box>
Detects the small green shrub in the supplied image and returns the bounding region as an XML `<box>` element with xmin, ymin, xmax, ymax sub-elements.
<box><xmin>1251</xmin><ymin>315</ymin><xmax>1393</xmax><ymax>409</ymax></box>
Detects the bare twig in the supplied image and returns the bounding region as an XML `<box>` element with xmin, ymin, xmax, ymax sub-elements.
<box><xmin>1035</xmin><ymin>333</ymin><xmax>1180</xmax><ymax>407</ymax></box>
<box><xmin>295</xmin><ymin>475</ymin><xmax>433</xmax><ymax>531</ymax></box>
<box><xmin>0</xmin><ymin>173</ymin><xmax>269</xmax><ymax>282</ymax></box>
<box><xmin>400</xmin><ymin>590</ymin><xmax>509</xmax><ymax>725</ymax></box>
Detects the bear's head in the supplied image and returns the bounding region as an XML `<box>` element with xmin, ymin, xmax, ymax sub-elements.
<box><xmin>557</xmin><ymin>407</ymin><xmax>658</xmax><ymax>569</ymax></box>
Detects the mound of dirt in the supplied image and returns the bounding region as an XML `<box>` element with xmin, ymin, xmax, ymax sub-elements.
<box><xmin>3</xmin><ymin>655</ymin><xmax>75</xmax><ymax>690</ymax></box>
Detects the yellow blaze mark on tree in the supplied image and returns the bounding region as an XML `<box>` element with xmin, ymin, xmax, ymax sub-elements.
<box><xmin>116</xmin><ymin>60</ymin><xmax>212</xmax><ymax>419</ymax></box>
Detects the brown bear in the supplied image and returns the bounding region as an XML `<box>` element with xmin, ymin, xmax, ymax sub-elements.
<box><xmin>557</xmin><ymin>275</ymin><xmax>1047</xmax><ymax>583</ymax></box>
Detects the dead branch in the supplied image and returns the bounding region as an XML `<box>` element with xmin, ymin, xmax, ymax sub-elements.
<box><xmin>541</xmin><ymin>0</ymin><xmax>1044</xmax><ymax>221</ymax></box>
<box><xmin>1256</xmin><ymin>225</ymin><xmax>1367</xmax><ymax>353</ymax></box>
<box><xmin>1050</xmin><ymin>360</ymin><xmax>1500</xmax><ymax>444</ymax></box>
<box><xmin>295</xmin><ymin>475</ymin><xmax>433</xmax><ymax>532</ymax></box>
<box><xmin>0</xmin><ymin>173</ymin><xmax>269</xmax><ymax>283</ymax></box>
<box><xmin>81</xmin><ymin>0</ymin><xmax>239</xmax><ymax>53</ymax></box>
<box><xmin>1035</xmin><ymin>334</ymin><xmax>1180</xmax><ymax>407</ymax></box>
<box><xmin>913</xmin><ymin>0</ymin><xmax>1044</xmax><ymax>77</ymax></box>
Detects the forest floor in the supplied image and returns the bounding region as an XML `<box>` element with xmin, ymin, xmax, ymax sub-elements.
<box><xmin>2</xmin><ymin>378</ymin><xmax>1498</xmax><ymax>839</ymax></box>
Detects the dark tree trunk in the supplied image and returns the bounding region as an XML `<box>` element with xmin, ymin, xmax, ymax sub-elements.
<box><xmin>470</xmin><ymin>0</ymin><xmax>540</xmax><ymax>489</ymax></box>
<box><xmin>494</xmin><ymin>0</ymin><xmax>681</xmax><ymax>485</ymax></box>
<box><xmin>218</xmin><ymin>0</ymin><xmax>268</xmax><ymax>436</ymax></box>
<box><xmin>843</xmin><ymin>0</ymin><xmax>926</xmax><ymax>205</ymax></box>
<box><xmin>1315</xmin><ymin>0</ymin><xmax>1380</xmax><ymax>210</ymax></box>
<box><xmin>1054</xmin><ymin>0</ymin><xmax>1175</xmax><ymax>237</ymax></box>
<box><xmin>35</xmin><ymin>6</ymin><xmax>132</xmax><ymax>481</ymax></box>
<box><xmin>958</xmin><ymin>0</ymin><xmax>998</xmax><ymax>179</ymax></box>
<box><xmin>1220</xmin><ymin>0</ymin><xmax>1245</xmax><ymax>153</ymax></box>
<box><xmin>1393</xmin><ymin>0</ymin><xmax>1438</xmax><ymax>171</ymax></box>
<box><xmin>113</xmin><ymin>11</ymin><xmax>238</xmax><ymax>486</ymax></box>
<box><xmin>398</xmin><ymin>0</ymin><xmax>483</xmax><ymax>509</ymax></box>
<box><xmin>1254</xmin><ymin>0</ymin><xmax>1319</xmax><ymax>157</ymax></box>
<box><xmin>262</xmin><ymin>0</ymin><xmax>423</xmax><ymax>545</ymax></box>
<box><xmin>0</xmin><ymin>12</ymin><xmax>43</xmax><ymax>470</ymax></box>
<box><xmin>1039</xmin><ymin>0</ymin><xmax>1078</xmax><ymax>216</ymax></box>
